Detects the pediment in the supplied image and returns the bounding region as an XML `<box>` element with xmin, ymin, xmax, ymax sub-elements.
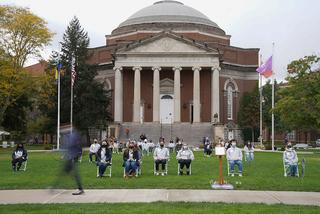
<box><xmin>112</xmin><ymin>30</ymin><xmax>221</xmax><ymax>55</ymax></box>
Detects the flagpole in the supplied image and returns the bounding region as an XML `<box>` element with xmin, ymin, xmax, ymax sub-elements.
<box><xmin>272</xmin><ymin>43</ymin><xmax>275</xmax><ymax>151</ymax></box>
<box><xmin>70</xmin><ymin>56</ymin><xmax>73</xmax><ymax>134</ymax></box>
<box><xmin>259</xmin><ymin>54</ymin><xmax>263</xmax><ymax>148</ymax></box>
<box><xmin>57</xmin><ymin>43</ymin><xmax>61</xmax><ymax>150</ymax></box>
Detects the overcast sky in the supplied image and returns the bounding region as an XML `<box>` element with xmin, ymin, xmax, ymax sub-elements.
<box><xmin>2</xmin><ymin>0</ymin><xmax>320</xmax><ymax>83</ymax></box>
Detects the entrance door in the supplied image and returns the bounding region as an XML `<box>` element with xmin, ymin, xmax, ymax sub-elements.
<box><xmin>228</xmin><ymin>129</ymin><xmax>234</xmax><ymax>140</ymax></box>
<box><xmin>160</xmin><ymin>94</ymin><xmax>174</xmax><ymax>124</ymax></box>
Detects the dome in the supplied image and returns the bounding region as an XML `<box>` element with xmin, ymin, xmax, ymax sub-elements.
<box><xmin>118</xmin><ymin>0</ymin><xmax>220</xmax><ymax>29</ymax></box>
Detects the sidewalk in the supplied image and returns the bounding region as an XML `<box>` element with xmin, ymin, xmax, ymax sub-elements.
<box><xmin>0</xmin><ymin>189</ymin><xmax>319</xmax><ymax>206</ymax></box>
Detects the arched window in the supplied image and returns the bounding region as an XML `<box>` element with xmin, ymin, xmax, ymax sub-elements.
<box><xmin>227</xmin><ymin>86</ymin><xmax>232</xmax><ymax>119</ymax></box>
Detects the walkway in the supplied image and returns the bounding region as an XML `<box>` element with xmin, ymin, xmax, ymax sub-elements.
<box><xmin>0</xmin><ymin>189</ymin><xmax>319</xmax><ymax>206</ymax></box>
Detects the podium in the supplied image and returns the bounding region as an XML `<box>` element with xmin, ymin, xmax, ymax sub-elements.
<box><xmin>215</xmin><ymin>144</ymin><xmax>226</xmax><ymax>185</ymax></box>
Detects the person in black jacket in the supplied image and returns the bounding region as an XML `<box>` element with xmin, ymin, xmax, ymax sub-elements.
<box><xmin>11</xmin><ymin>143</ymin><xmax>28</xmax><ymax>172</ymax></box>
<box><xmin>96</xmin><ymin>141</ymin><xmax>112</xmax><ymax>178</ymax></box>
<box><xmin>123</xmin><ymin>141</ymin><xmax>140</xmax><ymax>179</ymax></box>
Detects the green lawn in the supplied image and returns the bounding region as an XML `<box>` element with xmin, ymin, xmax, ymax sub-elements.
<box><xmin>0</xmin><ymin>150</ymin><xmax>319</xmax><ymax>191</ymax></box>
<box><xmin>0</xmin><ymin>202</ymin><xmax>319</xmax><ymax>214</ymax></box>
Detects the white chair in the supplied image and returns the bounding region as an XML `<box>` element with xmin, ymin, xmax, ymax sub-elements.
<box><xmin>123</xmin><ymin>167</ymin><xmax>140</xmax><ymax>177</ymax></box>
<box><xmin>227</xmin><ymin>158</ymin><xmax>241</xmax><ymax>176</ymax></box>
<box><xmin>283</xmin><ymin>161</ymin><xmax>299</xmax><ymax>177</ymax></box>
<box><xmin>21</xmin><ymin>157</ymin><xmax>28</xmax><ymax>171</ymax></box>
<box><xmin>154</xmin><ymin>160</ymin><xmax>168</xmax><ymax>175</ymax></box>
<box><xmin>97</xmin><ymin>159</ymin><xmax>112</xmax><ymax>177</ymax></box>
<box><xmin>177</xmin><ymin>162</ymin><xmax>191</xmax><ymax>175</ymax></box>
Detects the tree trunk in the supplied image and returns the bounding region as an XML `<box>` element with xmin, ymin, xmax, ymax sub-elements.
<box><xmin>86</xmin><ymin>129</ymin><xmax>91</xmax><ymax>146</ymax></box>
<box><xmin>252</xmin><ymin>128</ymin><xmax>254</xmax><ymax>143</ymax></box>
<box><xmin>304</xmin><ymin>131</ymin><xmax>307</xmax><ymax>144</ymax></box>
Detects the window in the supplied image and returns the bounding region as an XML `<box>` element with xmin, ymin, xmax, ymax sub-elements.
<box><xmin>286</xmin><ymin>130</ymin><xmax>295</xmax><ymax>141</ymax></box>
<box><xmin>227</xmin><ymin>86</ymin><xmax>232</xmax><ymax>119</ymax></box>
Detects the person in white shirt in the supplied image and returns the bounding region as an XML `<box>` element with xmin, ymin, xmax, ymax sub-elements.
<box><xmin>148</xmin><ymin>139</ymin><xmax>154</xmax><ymax>153</ymax></box>
<box><xmin>244</xmin><ymin>141</ymin><xmax>254</xmax><ymax>162</ymax></box>
<box><xmin>138</xmin><ymin>139</ymin><xmax>143</xmax><ymax>151</ymax></box>
<box><xmin>169</xmin><ymin>140</ymin><xmax>175</xmax><ymax>153</ymax></box>
<box><xmin>142</xmin><ymin>139</ymin><xmax>149</xmax><ymax>156</ymax></box>
<box><xmin>153</xmin><ymin>141</ymin><xmax>170</xmax><ymax>176</ymax></box>
<box><xmin>283</xmin><ymin>142</ymin><xmax>298</xmax><ymax>177</ymax></box>
<box><xmin>226</xmin><ymin>139</ymin><xmax>243</xmax><ymax>177</ymax></box>
<box><xmin>89</xmin><ymin>139</ymin><xmax>100</xmax><ymax>163</ymax></box>
<box><xmin>176</xmin><ymin>142</ymin><xmax>194</xmax><ymax>175</ymax></box>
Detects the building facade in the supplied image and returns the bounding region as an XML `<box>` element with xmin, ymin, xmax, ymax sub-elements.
<box><xmin>88</xmin><ymin>0</ymin><xmax>259</xmax><ymax>142</ymax></box>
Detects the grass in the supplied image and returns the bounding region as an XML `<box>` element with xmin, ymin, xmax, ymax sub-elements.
<box><xmin>0</xmin><ymin>150</ymin><xmax>320</xmax><ymax>191</ymax></box>
<box><xmin>0</xmin><ymin>202</ymin><xmax>319</xmax><ymax>213</ymax></box>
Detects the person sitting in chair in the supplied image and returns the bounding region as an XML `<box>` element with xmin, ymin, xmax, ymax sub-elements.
<box><xmin>89</xmin><ymin>139</ymin><xmax>100</xmax><ymax>163</ymax></box>
<box><xmin>176</xmin><ymin>142</ymin><xmax>194</xmax><ymax>175</ymax></box>
<box><xmin>227</xmin><ymin>139</ymin><xmax>243</xmax><ymax>177</ymax></box>
<box><xmin>169</xmin><ymin>140</ymin><xmax>175</xmax><ymax>153</ymax></box>
<box><xmin>96</xmin><ymin>141</ymin><xmax>112</xmax><ymax>178</ymax></box>
<box><xmin>204</xmin><ymin>140</ymin><xmax>213</xmax><ymax>157</ymax></box>
<box><xmin>283</xmin><ymin>142</ymin><xmax>298</xmax><ymax>177</ymax></box>
<box><xmin>118</xmin><ymin>141</ymin><xmax>124</xmax><ymax>154</ymax></box>
<box><xmin>153</xmin><ymin>141</ymin><xmax>170</xmax><ymax>176</ymax></box>
<box><xmin>244</xmin><ymin>141</ymin><xmax>254</xmax><ymax>162</ymax></box>
<box><xmin>123</xmin><ymin>141</ymin><xmax>140</xmax><ymax>179</ymax></box>
<box><xmin>142</xmin><ymin>139</ymin><xmax>149</xmax><ymax>156</ymax></box>
<box><xmin>11</xmin><ymin>143</ymin><xmax>28</xmax><ymax>172</ymax></box>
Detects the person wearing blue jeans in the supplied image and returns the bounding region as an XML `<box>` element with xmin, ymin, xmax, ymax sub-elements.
<box><xmin>142</xmin><ymin>139</ymin><xmax>149</xmax><ymax>156</ymax></box>
<box><xmin>227</xmin><ymin>139</ymin><xmax>243</xmax><ymax>177</ymax></box>
<box><xmin>96</xmin><ymin>141</ymin><xmax>112</xmax><ymax>178</ymax></box>
<box><xmin>283</xmin><ymin>142</ymin><xmax>298</xmax><ymax>177</ymax></box>
<box><xmin>123</xmin><ymin>142</ymin><xmax>140</xmax><ymax>179</ymax></box>
<box><xmin>244</xmin><ymin>141</ymin><xmax>254</xmax><ymax>162</ymax></box>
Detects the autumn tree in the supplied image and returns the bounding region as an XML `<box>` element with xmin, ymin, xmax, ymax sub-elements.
<box><xmin>273</xmin><ymin>55</ymin><xmax>320</xmax><ymax>143</ymax></box>
<box><xmin>0</xmin><ymin>4</ymin><xmax>55</xmax><ymax>128</ymax></box>
<box><xmin>262</xmin><ymin>79</ymin><xmax>292</xmax><ymax>141</ymax></box>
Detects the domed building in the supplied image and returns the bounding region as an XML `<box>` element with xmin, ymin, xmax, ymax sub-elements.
<box><xmin>88</xmin><ymin>0</ymin><xmax>259</xmax><ymax>143</ymax></box>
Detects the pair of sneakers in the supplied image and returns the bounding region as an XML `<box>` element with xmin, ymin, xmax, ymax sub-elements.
<box><xmin>156</xmin><ymin>172</ymin><xmax>165</xmax><ymax>176</ymax></box>
<box><xmin>231</xmin><ymin>173</ymin><xmax>242</xmax><ymax>177</ymax></box>
<box><xmin>72</xmin><ymin>189</ymin><xmax>84</xmax><ymax>195</ymax></box>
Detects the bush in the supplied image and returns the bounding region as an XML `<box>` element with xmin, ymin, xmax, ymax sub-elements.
<box><xmin>280</xmin><ymin>146</ymin><xmax>286</xmax><ymax>151</ymax></box>
<box><xmin>199</xmin><ymin>145</ymin><xmax>204</xmax><ymax>149</ymax></box>
<box><xmin>44</xmin><ymin>145</ymin><xmax>53</xmax><ymax>150</ymax></box>
<box><xmin>265</xmin><ymin>144</ymin><xmax>272</xmax><ymax>150</ymax></box>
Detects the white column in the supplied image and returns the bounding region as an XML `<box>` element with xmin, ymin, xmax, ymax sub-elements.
<box><xmin>133</xmin><ymin>66</ymin><xmax>142</xmax><ymax>124</ymax></box>
<box><xmin>211</xmin><ymin>67</ymin><xmax>221</xmax><ymax>123</ymax></box>
<box><xmin>173</xmin><ymin>67</ymin><xmax>182</xmax><ymax>124</ymax></box>
<box><xmin>192</xmin><ymin>67</ymin><xmax>201</xmax><ymax>124</ymax></box>
<box><xmin>114</xmin><ymin>66</ymin><xmax>123</xmax><ymax>123</ymax></box>
<box><xmin>152</xmin><ymin>66</ymin><xmax>161</xmax><ymax>124</ymax></box>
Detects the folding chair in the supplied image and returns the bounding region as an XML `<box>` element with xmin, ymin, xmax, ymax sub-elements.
<box><xmin>97</xmin><ymin>159</ymin><xmax>112</xmax><ymax>178</ymax></box>
<box><xmin>227</xmin><ymin>158</ymin><xmax>241</xmax><ymax>176</ymax></box>
<box><xmin>123</xmin><ymin>167</ymin><xmax>140</xmax><ymax>177</ymax></box>
<box><xmin>154</xmin><ymin>160</ymin><xmax>168</xmax><ymax>175</ymax></box>
<box><xmin>283</xmin><ymin>161</ymin><xmax>299</xmax><ymax>177</ymax></box>
<box><xmin>177</xmin><ymin>162</ymin><xmax>191</xmax><ymax>175</ymax></box>
<box><xmin>22</xmin><ymin>157</ymin><xmax>28</xmax><ymax>171</ymax></box>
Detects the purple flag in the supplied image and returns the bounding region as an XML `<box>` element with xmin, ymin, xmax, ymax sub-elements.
<box><xmin>256</xmin><ymin>55</ymin><xmax>272</xmax><ymax>74</ymax></box>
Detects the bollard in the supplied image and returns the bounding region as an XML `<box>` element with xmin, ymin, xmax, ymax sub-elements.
<box><xmin>10</xmin><ymin>141</ymin><xmax>14</xmax><ymax>148</ymax></box>
<box><xmin>3</xmin><ymin>141</ymin><xmax>7</xmax><ymax>148</ymax></box>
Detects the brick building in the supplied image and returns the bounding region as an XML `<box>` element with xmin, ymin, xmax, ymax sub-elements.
<box><xmin>88</xmin><ymin>0</ymin><xmax>259</xmax><ymax>143</ymax></box>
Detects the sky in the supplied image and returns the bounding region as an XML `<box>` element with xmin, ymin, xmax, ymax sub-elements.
<box><xmin>2</xmin><ymin>0</ymin><xmax>320</xmax><ymax>83</ymax></box>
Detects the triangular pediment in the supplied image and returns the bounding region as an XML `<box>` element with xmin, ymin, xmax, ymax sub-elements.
<box><xmin>112</xmin><ymin>30</ymin><xmax>221</xmax><ymax>55</ymax></box>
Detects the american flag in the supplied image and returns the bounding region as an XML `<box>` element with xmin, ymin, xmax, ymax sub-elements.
<box><xmin>71</xmin><ymin>57</ymin><xmax>76</xmax><ymax>86</ymax></box>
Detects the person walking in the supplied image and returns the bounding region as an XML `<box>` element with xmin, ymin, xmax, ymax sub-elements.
<box><xmin>126</xmin><ymin>127</ymin><xmax>130</xmax><ymax>138</ymax></box>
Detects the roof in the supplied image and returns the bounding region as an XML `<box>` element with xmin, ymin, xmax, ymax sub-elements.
<box><xmin>118</xmin><ymin>0</ymin><xmax>220</xmax><ymax>29</ymax></box>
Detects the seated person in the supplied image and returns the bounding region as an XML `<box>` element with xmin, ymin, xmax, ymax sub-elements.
<box><xmin>204</xmin><ymin>140</ymin><xmax>213</xmax><ymax>157</ymax></box>
<box><xmin>148</xmin><ymin>140</ymin><xmax>154</xmax><ymax>153</ymax></box>
<box><xmin>226</xmin><ymin>139</ymin><xmax>243</xmax><ymax>177</ymax></box>
<box><xmin>175</xmin><ymin>140</ymin><xmax>183</xmax><ymax>155</ymax></box>
<box><xmin>114</xmin><ymin>141</ymin><xmax>118</xmax><ymax>153</ymax></box>
<box><xmin>96</xmin><ymin>141</ymin><xmax>112</xmax><ymax>178</ymax></box>
<box><xmin>153</xmin><ymin>141</ymin><xmax>170</xmax><ymax>176</ymax></box>
<box><xmin>138</xmin><ymin>139</ymin><xmax>143</xmax><ymax>151</ymax></box>
<box><xmin>109</xmin><ymin>140</ymin><xmax>114</xmax><ymax>153</ymax></box>
<box><xmin>142</xmin><ymin>139</ymin><xmax>149</xmax><ymax>156</ymax></box>
<box><xmin>176</xmin><ymin>142</ymin><xmax>194</xmax><ymax>175</ymax></box>
<box><xmin>89</xmin><ymin>139</ymin><xmax>100</xmax><ymax>163</ymax></box>
<box><xmin>283</xmin><ymin>142</ymin><xmax>298</xmax><ymax>177</ymax></box>
<box><xmin>244</xmin><ymin>141</ymin><xmax>254</xmax><ymax>162</ymax></box>
<box><xmin>118</xmin><ymin>141</ymin><xmax>124</xmax><ymax>154</ymax></box>
<box><xmin>11</xmin><ymin>143</ymin><xmax>28</xmax><ymax>172</ymax></box>
<box><xmin>169</xmin><ymin>140</ymin><xmax>175</xmax><ymax>153</ymax></box>
<box><xmin>123</xmin><ymin>142</ymin><xmax>140</xmax><ymax>179</ymax></box>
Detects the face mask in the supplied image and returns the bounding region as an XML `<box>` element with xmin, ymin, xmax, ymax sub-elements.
<box><xmin>129</xmin><ymin>146</ymin><xmax>134</xmax><ymax>149</ymax></box>
<box><xmin>232</xmin><ymin>143</ymin><xmax>236</xmax><ymax>147</ymax></box>
<box><xmin>94</xmin><ymin>141</ymin><xmax>97</xmax><ymax>144</ymax></box>
<box><xmin>287</xmin><ymin>145</ymin><xmax>292</xmax><ymax>148</ymax></box>
<box><xmin>160</xmin><ymin>144</ymin><xmax>164</xmax><ymax>147</ymax></box>
<box><xmin>183</xmin><ymin>146</ymin><xmax>188</xmax><ymax>149</ymax></box>
<box><xmin>18</xmin><ymin>146</ymin><xmax>22</xmax><ymax>149</ymax></box>
<box><xmin>248</xmin><ymin>143</ymin><xmax>250</xmax><ymax>145</ymax></box>
<box><xmin>102</xmin><ymin>145</ymin><xmax>107</xmax><ymax>148</ymax></box>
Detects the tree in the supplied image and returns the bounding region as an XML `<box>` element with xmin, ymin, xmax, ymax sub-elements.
<box><xmin>262</xmin><ymin>79</ymin><xmax>292</xmax><ymax>141</ymax></box>
<box><xmin>42</xmin><ymin>16</ymin><xmax>111</xmax><ymax>145</ymax></box>
<box><xmin>273</xmin><ymin>55</ymin><xmax>320</xmax><ymax>143</ymax></box>
<box><xmin>237</xmin><ymin>82</ymin><xmax>261</xmax><ymax>142</ymax></box>
<box><xmin>0</xmin><ymin>5</ymin><xmax>55</xmax><ymax>127</ymax></box>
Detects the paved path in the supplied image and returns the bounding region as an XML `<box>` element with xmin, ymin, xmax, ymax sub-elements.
<box><xmin>0</xmin><ymin>189</ymin><xmax>319</xmax><ymax>206</ymax></box>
